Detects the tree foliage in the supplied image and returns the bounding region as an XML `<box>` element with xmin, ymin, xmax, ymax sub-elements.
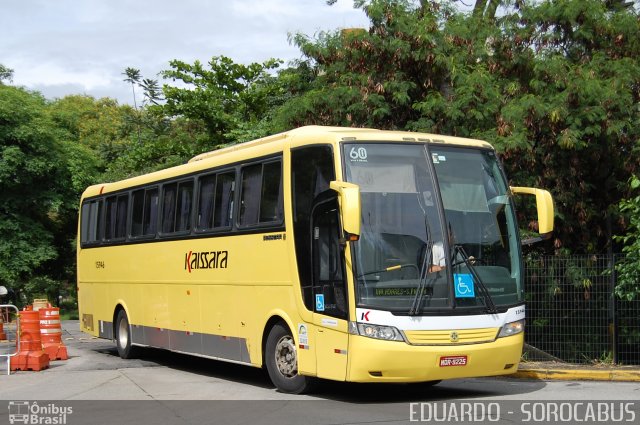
<box><xmin>614</xmin><ymin>176</ymin><xmax>640</xmax><ymax>300</ymax></box>
<box><xmin>279</xmin><ymin>0</ymin><xmax>640</xmax><ymax>253</ymax></box>
<box><xmin>160</xmin><ymin>56</ymin><xmax>285</xmax><ymax>147</ymax></box>
<box><xmin>122</xmin><ymin>67</ymin><xmax>142</xmax><ymax>110</ymax></box>
<box><xmin>0</xmin><ymin>86</ymin><xmax>73</xmax><ymax>303</ymax></box>
<box><xmin>1</xmin><ymin>0</ymin><xmax>640</xmax><ymax>304</ymax></box>
<box><xmin>0</xmin><ymin>64</ymin><xmax>13</xmax><ymax>84</ymax></box>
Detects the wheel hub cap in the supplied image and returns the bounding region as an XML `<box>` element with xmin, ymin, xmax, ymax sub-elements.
<box><xmin>275</xmin><ymin>335</ymin><xmax>297</xmax><ymax>378</ymax></box>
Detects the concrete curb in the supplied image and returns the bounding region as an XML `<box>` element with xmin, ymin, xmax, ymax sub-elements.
<box><xmin>512</xmin><ymin>368</ymin><xmax>640</xmax><ymax>382</ymax></box>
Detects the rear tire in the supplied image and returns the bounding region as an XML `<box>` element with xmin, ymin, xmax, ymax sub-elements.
<box><xmin>115</xmin><ymin>309</ymin><xmax>139</xmax><ymax>359</ymax></box>
<box><xmin>265</xmin><ymin>323</ymin><xmax>315</xmax><ymax>394</ymax></box>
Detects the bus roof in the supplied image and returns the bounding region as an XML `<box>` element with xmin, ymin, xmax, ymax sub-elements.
<box><xmin>81</xmin><ymin>125</ymin><xmax>493</xmax><ymax>199</ymax></box>
<box><xmin>189</xmin><ymin>126</ymin><xmax>491</xmax><ymax>163</ymax></box>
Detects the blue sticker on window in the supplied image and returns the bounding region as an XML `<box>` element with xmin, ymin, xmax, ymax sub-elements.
<box><xmin>454</xmin><ymin>274</ymin><xmax>475</xmax><ymax>298</ymax></box>
<box><xmin>315</xmin><ymin>294</ymin><xmax>325</xmax><ymax>311</ymax></box>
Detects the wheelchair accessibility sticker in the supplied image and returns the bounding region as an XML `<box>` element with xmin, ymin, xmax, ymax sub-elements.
<box><xmin>315</xmin><ymin>294</ymin><xmax>325</xmax><ymax>311</ymax></box>
<box><xmin>454</xmin><ymin>273</ymin><xmax>475</xmax><ymax>298</ymax></box>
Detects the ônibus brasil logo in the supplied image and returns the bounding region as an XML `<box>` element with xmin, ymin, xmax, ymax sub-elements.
<box><xmin>184</xmin><ymin>250</ymin><xmax>228</xmax><ymax>273</ymax></box>
<box><xmin>8</xmin><ymin>401</ymin><xmax>72</xmax><ymax>425</ymax></box>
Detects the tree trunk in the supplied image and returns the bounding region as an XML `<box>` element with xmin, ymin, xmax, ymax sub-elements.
<box><xmin>485</xmin><ymin>0</ymin><xmax>501</xmax><ymax>20</ymax></box>
<box><xmin>473</xmin><ymin>0</ymin><xmax>488</xmax><ymax>18</ymax></box>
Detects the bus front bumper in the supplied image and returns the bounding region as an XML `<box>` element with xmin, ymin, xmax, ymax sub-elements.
<box><xmin>347</xmin><ymin>333</ymin><xmax>523</xmax><ymax>383</ymax></box>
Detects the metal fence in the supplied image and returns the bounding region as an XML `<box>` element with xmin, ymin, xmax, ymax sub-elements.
<box><xmin>524</xmin><ymin>254</ymin><xmax>640</xmax><ymax>365</ymax></box>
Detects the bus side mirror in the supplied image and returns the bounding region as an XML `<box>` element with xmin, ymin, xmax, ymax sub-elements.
<box><xmin>510</xmin><ymin>187</ymin><xmax>555</xmax><ymax>236</ymax></box>
<box><xmin>330</xmin><ymin>181</ymin><xmax>361</xmax><ymax>241</ymax></box>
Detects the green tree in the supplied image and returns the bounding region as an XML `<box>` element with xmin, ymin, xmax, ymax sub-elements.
<box><xmin>123</xmin><ymin>67</ymin><xmax>144</xmax><ymax>145</ymax></box>
<box><xmin>472</xmin><ymin>0</ymin><xmax>503</xmax><ymax>19</ymax></box>
<box><xmin>0</xmin><ymin>64</ymin><xmax>13</xmax><ymax>84</ymax></box>
<box><xmin>140</xmin><ymin>78</ymin><xmax>163</xmax><ymax>106</ymax></box>
<box><xmin>614</xmin><ymin>176</ymin><xmax>640</xmax><ymax>300</ymax></box>
<box><xmin>122</xmin><ymin>67</ymin><xmax>142</xmax><ymax>110</ymax></box>
<box><xmin>48</xmin><ymin>95</ymin><xmax>132</xmax><ymax>165</ymax></box>
<box><xmin>160</xmin><ymin>56</ymin><xmax>283</xmax><ymax>147</ymax></box>
<box><xmin>491</xmin><ymin>0</ymin><xmax>640</xmax><ymax>252</ymax></box>
<box><xmin>280</xmin><ymin>0</ymin><xmax>640</xmax><ymax>253</ymax></box>
<box><xmin>0</xmin><ymin>86</ymin><xmax>70</xmax><ymax>304</ymax></box>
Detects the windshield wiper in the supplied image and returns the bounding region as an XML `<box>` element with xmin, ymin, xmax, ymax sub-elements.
<box><xmin>357</xmin><ymin>264</ymin><xmax>418</xmax><ymax>279</ymax></box>
<box><xmin>409</xmin><ymin>208</ymin><xmax>436</xmax><ymax>316</ymax></box>
<box><xmin>408</xmin><ymin>240</ymin><xmax>434</xmax><ymax>316</ymax></box>
<box><xmin>451</xmin><ymin>244</ymin><xmax>498</xmax><ymax>314</ymax></box>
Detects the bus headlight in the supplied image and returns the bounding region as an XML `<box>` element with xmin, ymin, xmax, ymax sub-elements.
<box><xmin>498</xmin><ymin>320</ymin><xmax>524</xmax><ymax>338</ymax></box>
<box><xmin>349</xmin><ymin>321</ymin><xmax>405</xmax><ymax>342</ymax></box>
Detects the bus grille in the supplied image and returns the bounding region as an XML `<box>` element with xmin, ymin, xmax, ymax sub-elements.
<box><xmin>403</xmin><ymin>328</ymin><xmax>499</xmax><ymax>345</ymax></box>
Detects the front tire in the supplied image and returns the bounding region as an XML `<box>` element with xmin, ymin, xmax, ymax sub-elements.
<box><xmin>265</xmin><ymin>323</ymin><xmax>314</xmax><ymax>394</ymax></box>
<box><xmin>115</xmin><ymin>309</ymin><xmax>139</xmax><ymax>359</ymax></box>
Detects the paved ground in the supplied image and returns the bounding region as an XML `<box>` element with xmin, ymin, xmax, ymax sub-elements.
<box><xmin>1</xmin><ymin>321</ymin><xmax>640</xmax><ymax>424</ymax></box>
<box><xmin>0</xmin><ymin>320</ymin><xmax>639</xmax><ymax>400</ymax></box>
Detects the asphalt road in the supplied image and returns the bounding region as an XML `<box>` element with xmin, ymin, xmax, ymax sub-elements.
<box><xmin>1</xmin><ymin>321</ymin><xmax>639</xmax><ymax>425</ymax></box>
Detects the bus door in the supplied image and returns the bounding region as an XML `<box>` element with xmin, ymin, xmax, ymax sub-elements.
<box><xmin>311</xmin><ymin>198</ymin><xmax>349</xmax><ymax>381</ymax></box>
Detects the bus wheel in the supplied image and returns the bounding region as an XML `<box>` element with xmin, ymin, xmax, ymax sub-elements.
<box><xmin>265</xmin><ymin>323</ymin><xmax>314</xmax><ymax>394</ymax></box>
<box><xmin>115</xmin><ymin>310</ymin><xmax>138</xmax><ymax>359</ymax></box>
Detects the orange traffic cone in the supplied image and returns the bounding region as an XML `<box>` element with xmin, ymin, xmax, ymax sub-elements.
<box><xmin>39</xmin><ymin>307</ymin><xmax>68</xmax><ymax>361</ymax></box>
<box><xmin>10</xmin><ymin>310</ymin><xmax>50</xmax><ymax>371</ymax></box>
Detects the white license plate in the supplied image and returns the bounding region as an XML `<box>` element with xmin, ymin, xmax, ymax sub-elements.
<box><xmin>439</xmin><ymin>355</ymin><xmax>468</xmax><ymax>367</ymax></box>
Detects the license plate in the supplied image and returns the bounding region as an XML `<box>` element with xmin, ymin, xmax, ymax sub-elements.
<box><xmin>439</xmin><ymin>355</ymin><xmax>468</xmax><ymax>367</ymax></box>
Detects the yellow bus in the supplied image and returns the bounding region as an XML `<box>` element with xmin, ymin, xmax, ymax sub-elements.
<box><xmin>77</xmin><ymin>125</ymin><xmax>553</xmax><ymax>393</ymax></box>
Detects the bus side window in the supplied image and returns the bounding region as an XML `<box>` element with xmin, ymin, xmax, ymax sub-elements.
<box><xmin>133</xmin><ymin>187</ymin><xmax>159</xmax><ymax>237</ymax></box>
<box><xmin>80</xmin><ymin>199</ymin><xmax>103</xmax><ymax>245</ymax></box>
<box><xmin>260</xmin><ymin>161</ymin><xmax>283</xmax><ymax>223</ymax></box>
<box><xmin>176</xmin><ymin>180</ymin><xmax>193</xmax><ymax>232</ymax></box>
<box><xmin>239</xmin><ymin>164</ymin><xmax>262</xmax><ymax>226</ymax></box>
<box><xmin>161</xmin><ymin>180</ymin><xmax>193</xmax><ymax>234</ymax></box>
<box><xmin>161</xmin><ymin>183</ymin><xmax>177</xmax><ymax>233</ymax></box>
<box><xmin>105</xmin><ymin>194</ymin><xmax>127</xmax><ymax>241</ymax></box>
<box><xmin>131</xmin><ymin>189</ymin><xmax>145</xmax><ymax>236</ymax></box>
<box><xmin>214</xmin><ymin>171</ymin><xmax>235</xmax><ymax>228</ymax></box>
<box><xmin>239</xmin><ymin>160</ymin><xmax>283</xmax><ymax>227</ymax></box>
<box><xmin>198</xmin><ymin>174</ymin><xmax>216</xmax><ymax>229</ymax></box>
<box><xmin>143</xmin><ymin>188</ymin><xmax>158</xmax><ymax>236</ymax></box>
<box><xmin>198</xmin><ymin>171</ymin><xmax>235</xmax><ymax>231</ymax></box>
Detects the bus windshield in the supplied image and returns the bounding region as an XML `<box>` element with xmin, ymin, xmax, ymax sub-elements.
<box><xmin>343</xmin><ymin>143</ymin><xmax>522</xmax><ymax>314</ymax></box>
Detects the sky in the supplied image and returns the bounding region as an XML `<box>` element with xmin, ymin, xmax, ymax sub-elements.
<box><xmin>0</xmin><ymin>0</ymin><xmax>369</xmax><ymax>104</ymax></box>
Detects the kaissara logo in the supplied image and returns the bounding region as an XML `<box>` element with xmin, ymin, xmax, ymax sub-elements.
<box><xmin>184</xmin><ymin>250</ymin><xmax>228</xmax><ymax>273</ymax></box>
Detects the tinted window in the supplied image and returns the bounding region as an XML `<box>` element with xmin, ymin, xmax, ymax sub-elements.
<box><xmin>260</xmin><ymin>161</ymin><xmax>283</xmax><ymax>223</ymax></box>
<box><xmin>161</xmin><ymin>180</ymin><xmax>193</xmax><ymax>233</ymax></box>
<box><xmin>176</xmin><ymin>181</ymin><xmax>193</xmax><ymax>232</ymax></box>
<box><xmin>291</xmin><ymin>146</ymin><xmax>335</xmax><ymax>310</ymax></box>
<box><xmin>161</xmin><ymin>183</ymin><xmax>177</xmax><ymax>233</ymax></box>
<box><xmin>313</xmin><ymin>202</ymin><xmax>347</xmax><ymax>319</ymax></box>
<box><xmin>116</xmin><ymin>196</ymin><xmax>128</xmax><ymax>238</ymax></box>
<box><xmin>80</xmin><ymin>199</ymin><xmax>103</xmax><ymax>244</ymax></box>
<box><xmin>197</xmin><ymin>174</ymin><xmax>216</xmax><ymax>229</ymax></box>
<box><xmin>81</xmin><ymin>203</ymin><xmax>90</xmax><ymax>244</ymax></box>
<box><xmin>198</xmin><ymin>171</ymin><xmax>235</xmax><ymax>230</ymax></box>
<box><xmin>105</xmin><ymin>194</ymin><xmax>127</xmax><ymax>240</ymax></box>
<box><xmin>239</xmin><ymin>160</ymin><xmax>283</xmax><ymax>227</ymax></box>
<box><xmin>143</xmin><ymin>188</ymin><xmax>159</xmax><ymax>236</ymax></box>
<box><xmin>214</xmin><ymin>172</ymin><xmax>235</xmax><ymax>228</ymax></box>
<box><xmin>132</xmin><ymin>188</ymin><xmax>158</xmax><ymax>237</ymax></box>
<box><xmin>131</xmin><ymin>189</ymin><xmax>145</xmax><ymax>236</ymax></box>
<box><xmin>239</xmin><ymin>164</ymin><xmax>262</xmax><ymax>226</ymax></box>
